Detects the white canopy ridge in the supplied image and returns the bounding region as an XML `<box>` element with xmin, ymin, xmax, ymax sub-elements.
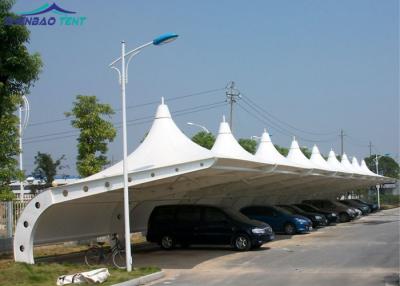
<box><xmin>360</xmin><ymin>159</ymin><xmax>379</xmax><ymax>177</ymax></box>
<box><xmin>255</xmin><ymin>129</ymin><xmax>300</xmax><ymax>171</ymax></box>
<box><xmin>341</xmin><ymin>153</ymin><xmax>356</xmax><ymax>173</ymax></box>
<box><xmin>286</xmin><ymin>137</ymin><xmax>316</xmax><ymax>170</ymax></box>
<box><xmin>211</xmin><ymin>116</ymin><xmax>264</xmax><ymax>166</ymax></box>
<box><xmin>351</xmin><ymin>157</ymin><xmax>367</xmax><ymax>176</ymax></box>
<box><xmin>83</xmin><ymin>99</ymin><xmax>216</xmax><ymax>181</ymax></box>
<box><xmin>310</xmin><ymin>145</ymin><xmax>335</xmax><ymax>173</ymax></box>
<box><xmin>327</xmin><ymin>149</ymin><xmax>349</xmax><ymax>174</ymax></box>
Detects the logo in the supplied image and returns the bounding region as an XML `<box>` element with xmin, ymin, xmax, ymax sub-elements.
<box><xmin>5</xmin><ymin>2</ymin><xmax>87</xmax><ymax>26</ymax></box>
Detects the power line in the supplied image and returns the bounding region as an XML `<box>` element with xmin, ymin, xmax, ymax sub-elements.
<box><xmin>238</xmin><ymin>99</ymin><xmax>337</xmax><ymax>143</ymax></box>
<box><xmin>24</xmin><ymin>100</ymin><xmax>226</xmax><ymax>141</ymax></box>
<box><xmin>28</xmin><ymin>87</ymin><xmax>225</xmax><ymax>127</ymax></box>
<box><xmin>24</xmin><ymin>101</ymin><xmax>227</xmax><ymax>145</ymax></box>
<box><xmin>241</xmin><ymin>94</ymin><xmax>337</xmax><ymax>136</ymax></box>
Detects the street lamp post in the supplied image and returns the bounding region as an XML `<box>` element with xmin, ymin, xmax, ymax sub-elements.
<box><xmin>109</xmin><ymin>33</ymin><xmax>178</xmax><ymax>272</ymax></box>
<box><xmin>187</xmin><ymin>122</ymin><xmax>210</xmax><ymax>133</ymax></box>
<box><xmin>18</xmin><ymin>96</ymin><xmax>30</xmax><ymax>201</ymax></box>
<box><xmin>374</xmin><ymin>154</ymin><xmax>382</xmax><ymax>209</ymax></box>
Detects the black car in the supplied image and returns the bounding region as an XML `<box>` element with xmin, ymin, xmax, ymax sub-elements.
<box><xmin>147</xmin><ymin>204</ymin><xmax>275</xmax><ymax>251</ymax></box>
<box><xmin>350</xmin><ymin>199</ymin><xmax>379</xmax><ymax>212</ymax></box>
<box><xmin>302</xmin><ymin>199</ymin><xmax>357</xmax><ymax>223</ymax></box>
<box><xmin>340</xmin><ymin>200</ymin><xmax>371</xmax><ymax>215</ymax></box>
<box><xmin>293</xmin><ymin>203</ymin><xmax>338</xmax><ymax>225</ymax></box>
<box><xmin>278</xmin><ymin>204</ymin><xmax>328</xmax><ymax>228</ymax></box>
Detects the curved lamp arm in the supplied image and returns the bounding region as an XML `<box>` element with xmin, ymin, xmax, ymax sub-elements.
<box><xmin>110</xmin><ymin>66</ymin><xmax>122</xmax><ymax>85</ymax></box>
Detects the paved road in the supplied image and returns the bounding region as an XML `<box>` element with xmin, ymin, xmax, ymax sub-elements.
<box><xmin>133</xmin><ymin>208</ymin><xmax>399</xmax><ymax>286</ymax></box>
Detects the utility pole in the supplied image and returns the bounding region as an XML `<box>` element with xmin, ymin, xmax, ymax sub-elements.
<box><xmin>368</xmin><ymin>141</ymin><xmax>373</xmax><ymax>157</ymax></box>
<box><xmin>225</xmin><ymin>81</ymin><xmax>241</xmax><ymax>131</ymax></box>
<box><xmin>340</xmin><ymin>129</ymin><xmax>345</xmax><ymax>156</ymax></box>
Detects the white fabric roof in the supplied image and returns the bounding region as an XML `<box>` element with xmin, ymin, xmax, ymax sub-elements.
<box><xmin>341</xmin><ymin>153</ymin><xmax>356</xmax><ymax>173</ymax></box>
<box><xmin>327</xmin><ymin>150</ymin><xmax>349</xmax><ymax>173</ymax></box>
<box><xmin>211</xmin><ymin>116</ymin><xmax>263</xmax><ymax>164</ymax></box>
<box><xmin>255</xmin><ymin>130</ymin><xmax>298</xmax><ymax>168</ymax></box>
<box><xmin>310</xmin><ymin>145</ymin><xmax>335</xmax><ymax>172</ymax></box>
<box><xmin>286</xmin><ymin>137</ymin><xmax>316</xmax><ymax>169</ymax></box>
<box><xmin>351</xmin><ymin>157</ymin><xmax>366</xmax><ymax>175</ymax></box>
<box><xmin>81</xmin><ymin>99</ymin><xmax>215</xmax><ymax>182</ymax></box>
<box><xmin>360</xmin><ymin>159</ymin><xmax>379</xmax><ymax>177</ymax></box>
<box><xmin>13</xmin><ymin>99</ymin><xmax>387</xmax><ymax>266</ymax></box>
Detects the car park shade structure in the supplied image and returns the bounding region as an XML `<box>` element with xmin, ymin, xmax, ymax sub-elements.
<box><xmin>14</xmin><ymin>98</ymin><xmax>387</xmax><ymax>264</ymax></box>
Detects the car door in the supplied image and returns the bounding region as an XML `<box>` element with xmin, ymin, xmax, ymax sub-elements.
<box><xmin>195</xmin><ymin>207</ymin><xmax>233</xmax><ymax>245</ymax></box>
<box><xmin>175</xmin><ymin>206</ymin><xmax>201</xmax><ymax>244</ymax></box>
<box><xmin>270</xmin><ymin>208</ymin><xmax>286</xmax><ymax>232</ymax></box>
<box><xmin>257</xmin><ymin>207</ymin><xmax>280</xmax><ymax>232</ymax></box>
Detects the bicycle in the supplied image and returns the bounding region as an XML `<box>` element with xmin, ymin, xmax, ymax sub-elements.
<box><xmin>84</xmin><ymin>233</ymin><xmax>126</xmax><ymax>269</ymax></box>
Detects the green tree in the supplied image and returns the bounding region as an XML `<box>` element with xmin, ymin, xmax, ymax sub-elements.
<box><xmin>275</xmin><ymin>144</ymin><xmax>289</xmax><ymax>156</ymax></box>
<box><xmin>0</xmin><ymin>0</ymin><xmax>42</xmax><ymax>200</ymax></box>
<box><xmin>300</xmin><ymin>147</ymin><xmax>312</xmax><ymax>159</ymax></box>
<box><xmin>364</xmin><ymin>155</ymin><xmax>399</xmax><ymax>178</ymax></box>
<box><xmin>33</xmin><ymin>152</ymin><xmax>66</xmax><ymax>188</ymax></box>
<box><xmin>191</xmin><ymin>131</ymin><xmax>215</xmax><ymax>150</ymax></box>
<box><xmin>65</xmin><ymin>95</ymin><xmax>116</xmax><ymax>177</ymax></box>
<box><xmin>238</xmin><ymin>139</ymin><xmax>257</xmax><ymax>154</ymax></box>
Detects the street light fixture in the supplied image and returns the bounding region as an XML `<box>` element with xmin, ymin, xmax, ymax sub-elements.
<box><xmin>109</xmin><ymin>33</ymin><xmax>178</xmax><ymax>272</ymax></box>
<box><xmin>187</xmin><ymin>122</ymin><xmax>210</xmax><ymax>133</ymax></box>
<box><xmin>250</xmin><ymin>136</ymin><xmax>261</xmax><ymax>140</ymax></box>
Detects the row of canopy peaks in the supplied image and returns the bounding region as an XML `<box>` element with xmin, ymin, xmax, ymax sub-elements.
<box><xmin>82</xmin><ymin>99</ymin><xmax>381</xmax><ymax>183</ymax></box>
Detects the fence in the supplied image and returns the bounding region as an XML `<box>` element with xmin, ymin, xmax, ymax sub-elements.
<box><xmin>0</xmin><ymin>198</ymin><xmax>31</xmax><ymax>238</ymax></box>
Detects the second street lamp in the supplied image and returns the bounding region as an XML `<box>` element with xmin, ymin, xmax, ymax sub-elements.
<box><xmin>187</xmin><ymin>122</ymin><xmax>210</xmax><ymax>133</ymax></box>
<box><xmin>109</xmin><ymin>33</ymin><xmax>178</xmax><ymax>272</ymax></box>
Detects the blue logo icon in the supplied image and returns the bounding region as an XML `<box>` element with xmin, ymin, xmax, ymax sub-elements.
<box><xmin>5</xmin><ymin>2</ymin><xmax>87</xmax><ymax>26</ymax></box>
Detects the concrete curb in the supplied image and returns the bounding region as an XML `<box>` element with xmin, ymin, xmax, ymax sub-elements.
<box><xmin>112</xmin><ymin>271</ymin><xmax>165</xmax><ymax>286</ymax></box>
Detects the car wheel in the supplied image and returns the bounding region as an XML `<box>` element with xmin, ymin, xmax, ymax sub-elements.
<box><xmin>160</xmin><ymin>235</ymin><xmax>175</xmax><ymax>250</ymax></box>
<box><xmin>233</xmin><ymin>234</ymin><xmax>252</xmax><ymax>251</ymax></box>
<box><xmin>339</xmin><ymin>213</ymin><xmax>350</xmax><ymax>223</ymax></box>
<box><xmin>284</xmin><ymin>223</ymin><xmax>296</xmax><ymax>235</ymax></box>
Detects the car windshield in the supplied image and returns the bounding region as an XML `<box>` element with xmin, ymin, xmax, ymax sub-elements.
<box><xmin>290</xmin><ymin>205</ymin><xmax>304</xmax><ymax>213</ymax></box>
<box><xmin>278</xmin><ymin>206</ymin><xmax>296</xmax><ymax>215</ymax></box>
<box><xmin>299</xmin><ymin>204</ymin><xmax>318</xmax><ymax>212</ymax></box>
<box><xmin>333</xmin><ymin>201</ymin><xmax>347</xmax><ymax>207</ymax></box>
<box><xmin>273</xmin><ymin>206</ymin><xmax>292</xmax><ymax>215</ymax></box>
<box><xmin>223</xmin><ymin>208</ymin><xmax>256</xmax><ymax>224</ymax></box>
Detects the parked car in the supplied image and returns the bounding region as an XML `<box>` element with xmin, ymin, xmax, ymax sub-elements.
<box><xmin>340</xmin><ymin>200</ymin><xmax>371</xmax><ymax>215</ymax></box>
<box><xmin>293</xmin><ymin>203</ymin><xmax>338</xmax><ymax>225</ymax></box>
<box><xmin>278</xmin><ymin>204</ymin><xmax>327</xmax><ymax>228</ymax></box>
<box><xmin>350</xmin><ymin>199</ymin><xmax>379</xmax><ymax>212</ymax></box>
<box><xmin>240</xmin><ymin>205</ymin><xmax>313</xmax><ymax>235</ymax></box>
<box><xmin>335</xmin><ymin>201</ymin><xmax>362</xmax><ymax>219</ymax></box>
<box><xmin>147</xmin><ymin>204</ymin><xmax>275</xmax><ymax>251</ymax></box>
<box><xmin>302</xmin><ymin>199</ymin><xmax>356</xmax><ymax>223</ymax></box>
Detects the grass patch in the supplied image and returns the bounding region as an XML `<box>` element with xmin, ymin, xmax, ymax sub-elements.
<box><xmin>0</xmin><ymin>261</ymin><xmax>159</xmax><ymax>286</ymax></box>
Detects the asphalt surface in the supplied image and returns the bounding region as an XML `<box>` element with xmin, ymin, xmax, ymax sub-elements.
<box><xmin>133</xmin><ymin>208</ymin><xmax>400</xmax><ymax>286</ymax></box>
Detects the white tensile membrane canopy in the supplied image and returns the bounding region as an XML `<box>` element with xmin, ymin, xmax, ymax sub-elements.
<box><xmin>310</xmin><ymin>145</ymin><xmax>335</xmax><ymax>172</ymax></box>
<box><xmin>14</xmin><ymin>99</ymin><xmax>385</xmax><ymax>264</ymax></box>
<box><xmin>255</xmin><ymin>129</ymin><xmax>302</xmax><ymax>172</ymax></box>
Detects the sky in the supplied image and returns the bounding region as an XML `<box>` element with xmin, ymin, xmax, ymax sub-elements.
<box><xmin>11</xmin><ymin>0</ymin><xmax>399</xmax><ymax>177</ymax></box>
